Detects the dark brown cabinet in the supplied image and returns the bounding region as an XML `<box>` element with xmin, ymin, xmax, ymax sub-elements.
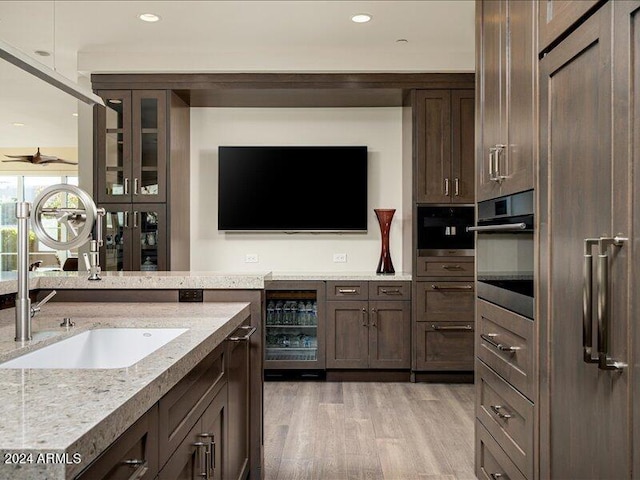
<box><xmin>100</xmin><ymin>203</ymin><xmax>167</xmax><ymax>272</ymax></box>
<box><xmin>538</xmin><ymin>2</ymin><xmax>638</xmax><ymax>478</ymax></box>
<box><xmin>96</xmin><ymin>90</ymin><xmax>167</xmax><ymax>204</ymax></box>
<box><xmin>326</xmin><ymin>281</ymin><xmax>411</xmax><ymax>370</ymax></box>
<box><xmin>75</xmin><ymin>405</ymin><xmax>158</xmax><ymax>480</ymax></box>
<box><xmin>538</xmin><ymin>0</ymin><xmax>603</xmax><ymax>53</ymax></box>
<box><xmin>414</xmin><ymin>89</ymin><xmax>475</xmax><ymax>204</ymax></box>
<box><xmin>413</xmin><ymin>281</ymin><xmax>474</xmax><ymax>372</ymax></box>
<box><xmin>476</xmin><ymin>0</ymin><xmax>536</xmax><ymax>201</ymax></box>
<box><xmin>94</xmin><ymin>89</ymin><xmax>190</xmax><ymax>271</ymax></box>
<box><xmin>159</xmin><ymin>384</ymin><xmax>226</xmax><ymax>480</ymax></box>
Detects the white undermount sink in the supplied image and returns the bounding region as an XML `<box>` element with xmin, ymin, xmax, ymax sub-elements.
<box><xmin>0</xmin><ymin>328</ymin><xmax>188</xmax><ymax>369</ymax></box>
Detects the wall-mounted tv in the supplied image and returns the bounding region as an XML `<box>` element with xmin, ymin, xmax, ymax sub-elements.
<box><xmin>218</xmin><ymin>146</ymin><xmax>368</xmax><ymax>232</ymax></box>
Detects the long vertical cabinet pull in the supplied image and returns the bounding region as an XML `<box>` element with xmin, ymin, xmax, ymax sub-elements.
<box><xmin>488</xmin><ymin>147</ymin><xmax>497</xmax><ymax>181</ymax></box>
<box><xmin>582</xmin><ymin>238</ymin><xmax>599</xmax><ymax>363</ymax></box>
<box><xmin>361</xmin><ymin>307</ymin><xmax>368</xmax><ymax>327</ymax></box>
<box><xmin>444</xmin><ymin>178</ymin><xmax>450</xmax><ymax>196</ymax></box>
<box><xmin>596</xmin><ymin>236</ymin><xmax>627</xmax><ymax>371</ymax></box>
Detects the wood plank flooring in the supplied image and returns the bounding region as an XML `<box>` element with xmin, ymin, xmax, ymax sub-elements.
<box><xmin>264</xmin><ymin>382</ymin><xmax>475</xmax><ymax>480</ymax></box>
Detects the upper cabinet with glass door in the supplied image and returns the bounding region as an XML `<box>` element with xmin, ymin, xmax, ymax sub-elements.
<box><xmin>95</xmin><ymin>90</ymin><xmax>167</xmax><ymax>203</ymax></box>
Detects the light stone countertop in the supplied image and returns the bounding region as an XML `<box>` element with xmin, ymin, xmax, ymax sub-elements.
<box><xmin>0</xmin><ymin>301</ymin><xmax>251</xmax><ymax>480</ymax></box>
<box><xmin>0</xmin><ymin>271</ymin><xmax>413</xmax><ymax>296</ymax></box>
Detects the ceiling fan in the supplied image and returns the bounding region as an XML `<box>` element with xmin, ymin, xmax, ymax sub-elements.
<box><xmin>3</xmin><ymin>147</ymin><xmax>78</xmax><ymax>166</ymax></box>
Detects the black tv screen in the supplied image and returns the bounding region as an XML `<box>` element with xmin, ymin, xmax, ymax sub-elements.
<box><xmin>218</xmin><ymin>146</ymin><xmax>368</xmax><ymax>231</ymax></box>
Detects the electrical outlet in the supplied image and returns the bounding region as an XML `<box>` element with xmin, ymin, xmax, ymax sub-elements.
<box><xmin>333</xmin><ymin>253</ymin><xmax>347</xmax><ymax>263</ymax></box>
<box><xmin>245</xmin><ymin>254</ymin><xmax>259</xmax><ymax>263</ymax></box>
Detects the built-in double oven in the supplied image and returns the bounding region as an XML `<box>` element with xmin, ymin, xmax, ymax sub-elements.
<box><xmin>470</xmin><ymin>190</ymin><xmax>534</xmax><ymax>319</ymax></box>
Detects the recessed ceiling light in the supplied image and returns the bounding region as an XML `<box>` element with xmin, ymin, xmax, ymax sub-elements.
<box><xmin>351</xmin><ymin>14</ymin><xmax>372</xmax><ymax>23</ymax></box>
<box><xmin>108</xmin><ymin>99</ymin><xmax>122</xmax><ymax>104</ymax></box>
<box><xmin>138</xmin><ymin>13</ymin><xmax>160</xmax><ymax>23</ymax></box>
<box><xmin>72</xmin><ymin>113</ymin><xmax>79</xmax><ymax>117</ymax></box>
<box><xmin>34</xmin><ymin>50</ymin><xmax>51</xmax><ymax>57</ymax></box>
<box><xmin>12</xmin><ymin>122</ymin><xmax>25</xmax><ymax>127</ymax></box>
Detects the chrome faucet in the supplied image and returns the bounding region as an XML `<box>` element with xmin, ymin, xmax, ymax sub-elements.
<box><xmin>15</xmin><ymin>201</ymin><xmax>57</xmax><ymax>342</ymax></box>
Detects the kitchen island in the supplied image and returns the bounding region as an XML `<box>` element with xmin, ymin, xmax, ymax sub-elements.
<box><xmin>0</xmin><ymin>301</ymin><xmax>251</xmax><ymax>479</ymax></box>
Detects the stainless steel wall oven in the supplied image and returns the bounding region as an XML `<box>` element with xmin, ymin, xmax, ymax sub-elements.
<box><xmin>470</xmin><ymin>190</ymin><xmax>534</xmax><ymax>318</ymax></box>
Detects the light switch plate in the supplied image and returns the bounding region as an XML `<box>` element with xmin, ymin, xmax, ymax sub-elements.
<box><xmin>245</xmin><ymin>254</ymin><xmax>259</xmax><ymax>263</ymax></box>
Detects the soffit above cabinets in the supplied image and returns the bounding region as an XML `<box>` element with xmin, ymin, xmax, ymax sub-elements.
<box><xmin>91</xmin><ymin>72</ymin><xmax>476</xmax><ymax>108</ymax></box>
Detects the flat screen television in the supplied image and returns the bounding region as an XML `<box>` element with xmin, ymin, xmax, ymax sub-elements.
<box><xmin>218</xmin><ymin>146</ymin><xmax>368</xmax><ymax>231</ymax></box>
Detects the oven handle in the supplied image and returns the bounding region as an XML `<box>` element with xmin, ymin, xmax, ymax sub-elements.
<box><xmin>467</xmin><ymin>223</ymin><xmax>527</xmax><ymax>232</ymax></box>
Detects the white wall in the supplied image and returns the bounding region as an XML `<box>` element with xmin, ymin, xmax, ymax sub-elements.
<box><xmin>190</xmin><ymin>107</ymin><xmax>406</xmax><ymax>272</ymax></box>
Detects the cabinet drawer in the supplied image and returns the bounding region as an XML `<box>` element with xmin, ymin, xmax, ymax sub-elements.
<box><xmin>476</xmin><ymin>299</ymin><xmax>535</xmax><ymax>401</ymax></box>
<box><xmin>414</xmin><ymin>322</ymin><xmax>474</xmax><ymax>371</ymax></box>
<box><xmin>416</xmin><ymin>281</ymin><xmax>475</xmax><ymax>322</ymax></box>
<box><xmin>326</xmin><ymin>281</ymin><xmax>368</xmax><ymax>300</ymax></box>
<box><xmin>476</xmin><ymin>360</ymin><xmax>534</xmax><ymax>479</ymax></box>
<box><xmin>75</xmin><ymin>405</ymin><xmax>158</xmax><ymax>480</ymax></box>
<box><xmin>158</xmin><ymin>342</ymin><xmax>226</xmax><ymax>465</ymax></box>
<box><xmin>368</xmin><ymin>281</ymin><xmax>411</xmax><ymax>300</ymax></box>
<box><xmin>476</xmin><ymin>421</ymin><xmax>527</xmax><ymax>480</ymax></box>
<box><xmin>417</xmin><ymin>257</ymin><xmax>474</xmax><ymax>277</ymax></box>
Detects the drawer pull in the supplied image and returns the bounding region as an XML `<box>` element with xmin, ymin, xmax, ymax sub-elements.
<box><xmin>480</xmin><ymin>333</ymin><xmax>519</xmax><ymax>352</ymax></box>
<box><xmin>442</xmin><ymin>264</ymin><xmax>463</xmax><ymax>270</ymax></box>
<box><xmin>490</xmin><ymin>405</ymin><xmax>513</xmax><ymax>419</ymax></box>
<box><xmin>338</xmin><ymin>288</ymin><xmax>358</xmax><ymax>294</ymax></box>
<box><xmin>432</xmin><ymin>324</ymin><xmax>472</xmax><ymax>331</ymax></box>
<box><xmin>431</xmin><ymin>284</ymin><xmax>473</xmax><ymax>290</ymax></box>
<box><xmin>122</xmin><ymin>459</ymin><xmax>148</xmax><ymax>480</ymax></box>
<box><xmin>228</xmin><ymin>325</ymin><xmax>257</xmax><ymax>342</ymax></box>
<box><xmin>380</xmin><ymin>288</ymin><xmax>402</xmax><ymax>295</ymax></box>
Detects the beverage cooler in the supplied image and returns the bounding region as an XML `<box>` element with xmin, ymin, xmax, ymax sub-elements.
<box><xmin>264</xmin><ymin>281</ymin><xmax>325</xmax><ymax>371</ymax></box>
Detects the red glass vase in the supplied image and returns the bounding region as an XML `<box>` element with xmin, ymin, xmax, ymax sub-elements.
<box><xmin>374</xmin><ymin>209</ymin><xmax>396</xmax><ymax>275</ymax></box>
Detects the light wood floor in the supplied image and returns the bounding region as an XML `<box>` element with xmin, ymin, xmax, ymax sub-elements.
<box><xmin>264</xmin><ymin>382</ymin><xmax>475</xmax><ymax>480</ymax></box>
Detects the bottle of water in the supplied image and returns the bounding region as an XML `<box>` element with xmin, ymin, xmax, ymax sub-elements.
<box><xmin>297</xmin><ymin>301</ymin><xmax>306</xmax><ymax>325</ymax></box>
<box><xmin>311</xmin><ymin>301</ymin><xmax>318</xmax><ymax>325</ymax></box>
<box><xmin>290</xmin><ymin>301</ymin><xmax>298</xmax><ymax>326</ymax></box>
<box><xmin>305</xmin><ymin>301</ymin><xmax>313</xmax><ymax>326</ymax></box>
<box><xmin>275</xmin><ymin>301</ymin><xmax>283</xmax><ymax>325</ymax></box>
<box><xmin>266</xmin><ymin>301</ymin><xmax>275</xmax><ymax>325</ymax></box>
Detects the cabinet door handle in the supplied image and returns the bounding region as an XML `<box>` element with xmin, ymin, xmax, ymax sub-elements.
<box><xmin>124</xmin><ymin>178</ymin><xmax>129</xmax><ymax>195</ymax></box>
<box><xmin>489</xmin><ymin>474</ymin><xmax>506</xmax><ymax>479</ymax></box>
<box><xmin>122</xmin><ymin>459</ymin><xmax>148</xmax><ymax>480</ymax></box>
<box><xmin>488</xmin><ymin>147</ymin><xmax>497</xmax><ymax>181</ymax></box>
<box><xmin>370</xmin><ymin>308</ymin><xmax>377</xmax><ymax>327</ymax></box>
<box><xmin>432</xmin><ymin>324</ymin><xmax>472</xmax><ymax>331</ymax></box>
<box><xmin>480</xmin><ymin>333</ymin><xmax>519</xmax><ymax>353</ymax></box>
<box><xmin>596</xmin><ymin>236</ymin><xmax>627</xmax><ymax>371</ymax></box>
<box><xmin>444</xmin><ymin>177</ymin><xmax>450</xmax><ymax>196</ymax></box>
<box><xmin>362</xmin><ymin>307</ymin><xmax>368</xmax><ymax>327</ymax></box>
<box><xmin>228</xmin><ymin>325</ymin><xmax>257</xmax><ymax>341</ymax></box>
<box><xmin>583</xmin><ymin>238</ymin><xmax>599</xmax><ymax>363</ymax></box>
<box><xmin>124</xmin><ymin>211</ymin><xmax>130</xmax><ymax>228</ymax></box>
<box><xmin>133</xmin><ymin>177</ymin><xmax>139</xmax><ymax>195</ymax></box>
<box><xmin>338</xmin><ymin>288</ymin><xmax>358</xmax><ymax>294</ymax></box>
<box><xmin>442</xmin><ymin>264</ymin><xmax>464</xmax><ymax>271</ymax></box>
<box><xmin>494</xmin><ymin>144</ymin><xmax>506</xmax><ymax>181</ymax></box>
<box><xmin>380</xmin><ymin>288</ymin><xmax>402</xmax><ymax>295</ymax></box>
<box><xmin>198</xmin><ymin>433</ymin><xmax>215</xmax><ymax>479</ymax></box>
<box><xmin>133</xmin><ymin>211</ymin><xmax>139</xmax><ymax>228</ymax></box>
<box><xmin>430</xmin><ymin>284</ymin><xmax>473</xmax><ymax>290</ymax></box>
<box><xmin>192</xmin><ymin>442</ymin><xmax>208</xmax><ymax>479</ymax></box>
<box><xmin>454</xmin><ymin>177</ymin><xmax>460</xmax><ymax>196</ymax></box>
